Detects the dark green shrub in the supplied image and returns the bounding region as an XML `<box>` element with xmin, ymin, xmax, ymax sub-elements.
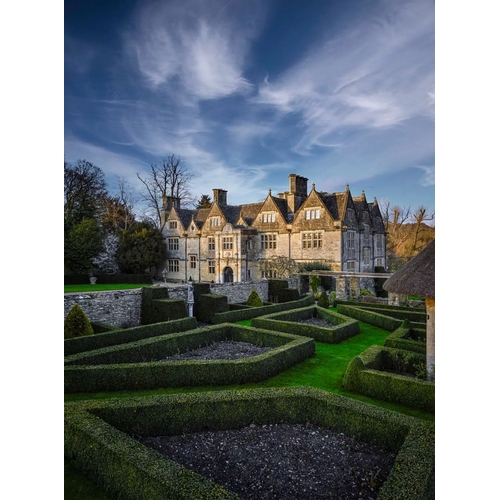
<box><xmin>268</xmin><ymin>279</ymin><xmax>289</xmax><ymax>302</ymax></box>
<box><xmin>276</xmin><ymin>287</ymin><xmax>300</xmax><ymax>303</ymax></box>
<box><xmin>196</xmin><ymin>294</ymin><xmax>229</xmax><ymax>323</ymax></box>
<box><xmin>317</xmin><ymin>290</ymin><xmax>329</xmax><ymax>308</ymax></box>
<box><xmin>246</xmin><ymin>289</ymin><xmax>264</xmax><ymax>307</ymax></box>
<box><xmin>309</xmin><ymin>275</ymin><xmax>320</xmax><ymax>294</ymax></box>
<box><xmin>143</xmin><ymin>299</ymin><xmax>187</xmax><ymax>325</ymax></box>
<box><xmin>298</xmin><ymin>262</ymin><xmax>331</xmax><ymax>271</ymax></box>
<box><xmin>64</xmin><ymin>304</ymin><xmax>94</xmax><ymax>339</ymax></box>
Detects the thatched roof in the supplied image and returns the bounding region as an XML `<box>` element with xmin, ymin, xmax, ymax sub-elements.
<box><xmin>383</xmin><ymin>239</ymin><xmax>435</xmax><ymax>298</ymax></box>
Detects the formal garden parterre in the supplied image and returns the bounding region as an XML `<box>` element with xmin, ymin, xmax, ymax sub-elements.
<box><xmin>65</xmin><ymin>288</ymin><xmax>434</xmax><ymax>499</ymax></box>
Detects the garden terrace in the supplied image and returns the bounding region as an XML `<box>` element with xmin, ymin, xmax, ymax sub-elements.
<box><xmin>64</xmin><ymin>387</ymin><xmax>434</xmax><ymax>500</ymax></box>
<box><xmin>343</xmin><ymin>345</ymin><xmax>434</xmax><ymax>412</ymax></box>
<box><xmin>251</xmin><ymin>305</ymin><xmax>360</xmax><ymax>343</ymax></box>
<box><xmin>64</xmin><ymin>324</ymin><xmax>315</xmax><ymax>393</ymax></box>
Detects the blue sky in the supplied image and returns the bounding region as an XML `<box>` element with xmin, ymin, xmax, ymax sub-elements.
<box><xmin>65</xmin><ymin>0</ymin><xmax>435</xmax><ymax>216</ymax></box>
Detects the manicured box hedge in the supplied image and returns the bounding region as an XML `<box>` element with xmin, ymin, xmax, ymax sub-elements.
<box><xmin>141</xmin><ymin>287</ymin><xmax>189</xmax><ymax>325</ymax></box>
<box><xmin>340</xmin><ymin>303</ymin><xmax>427</xmax><ymax>323</ymax></box>
<box><xmin>196</xmin><ymin>294</ymin><xmax>230</xmax><ymax>323</ymax></box>
<box><xmin>337</xmin><ymin>304</ymin><xmax>405</xmax><ymax>332</ymax></box>
<box><xmin>65</xmin><ymin>387</ymin><xmax>434</xmax><ymax>500</ymax></box>
<box><xmin>64</xmin><ymin>317</ymin><xmax>198</xmax><ymax>356</ymax></box>
<box><xmin>251</xmin><ymin>305</ymin><xmax>360</xmax><ymax>343</ymax></box>
<box><xmin>64</xmin><ymin>324</ymin><xmax>315</xmax><ymax>393</ymax></box>
<box><xmin>343</xmin><ymin>345</ymin><xmax>434</xmax><ymax>412</ymax></box>
<box><xmin>211</xmin><ymin>295</ymin><xmax>315</xmax><ymax>324</ymax></box>
<box><xmin>384</xmin><ymin>320</ymin><xmax>426</xmax><ymax>354</ymax></box>
<box><xmin>276</xmin><ymin>287</ymin><xmax>300</xmax><ymax>302</ymax></box>
<box><xmin>65</xmin><ymin>274</ymin><xmax>152</xmax><ymax>285</ymax></box>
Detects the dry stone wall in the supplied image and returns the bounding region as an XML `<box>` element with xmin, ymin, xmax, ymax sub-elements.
<box><xmin>64</xmin><ymin>281</ymin><xmax>271</xmax><ymax>328</ymax></box>
<box><xmin>64</xmin><ymin>289</ymin><xmax>142</xmax><ymax>328</ymax></box>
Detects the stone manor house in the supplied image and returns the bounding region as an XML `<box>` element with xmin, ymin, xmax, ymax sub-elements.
<box><xmin>160</xmin><ymin>174</ymin><xmax>386</xmax><ymax>283</ymax></box>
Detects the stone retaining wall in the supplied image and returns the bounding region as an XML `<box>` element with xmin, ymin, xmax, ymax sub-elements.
<box><xmin>64</xmin><ymin>281</ymin><xmax>272</xmax><ymax>328</ymax></box>
<box><xmin>64</xmin><ymin>289</ymin><xmax>143</xmax><ymax>328</ymax></box>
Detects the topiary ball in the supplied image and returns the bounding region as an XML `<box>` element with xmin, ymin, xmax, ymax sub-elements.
<box><xmin>64</xmin><ymin>304</ymin><xmax>94</xmax><ymax>339</ymax></box>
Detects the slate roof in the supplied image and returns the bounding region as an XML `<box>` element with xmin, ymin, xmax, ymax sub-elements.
<box><xmin>219</xmin><ymin>204</ymin><xmax>243</xmax><ymax>226</ymax></box>
<box><xmin>383</xmin><ymin>239</ymin><xmax>435</xmax><ymax>298</ymax></box>
<box><xmin>239</xmin><ymin>202</ymin><xmax>264</xmax><ymax>225</ymax></box>
<box><xmin>272</xmin><ymin>196</ymin><xmax>291</xmax><ymax>222</ymax></box>
<box><xmin>192</xmin><ymin>208</ymin><xmax>211</xmax><ymax>229</ymax></box>
<box><xmin>176</xmin><ymin>208</ymin><xmax>196</xmax><ymax>230</ymax></box>
<box><xmin>317</xmin><ymin>192</ymin><xmax>345</xmax><ymax>220</ymax></box>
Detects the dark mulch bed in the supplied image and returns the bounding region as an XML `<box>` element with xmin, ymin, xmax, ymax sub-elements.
<box><xmin>298</xmin><ymin>317</ymin><xmax>333</xmax><ymax>328</ymax></box>
<box><xmin>159</xmin><ymin>340</ymin><xmax>272</xmax><ymax>361</ymax></box>
<box><xmin>137</xmin><ymin>423</ymin><xmax>396</xmax><ymax>499</ymax></box>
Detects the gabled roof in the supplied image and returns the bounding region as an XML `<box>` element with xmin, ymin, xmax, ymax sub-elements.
<box><xmin>192</xmin><ymin>207</ymin><xmax>211</xmax><ymax>229</ymax></box>
<box><xmin>272</xmin><ymin>196</ymin><xmax>290</xmax><ymax>222</ymax></box>
<box><xmin>352</xmin><ymin>191</ymin><xmax>370</xmax><ymax>223</ymax></box>
<box><xmin>368</xmin><ymin>198</ymin><xmax>385</xmax><ymax>232</ymax></box>
<box><xmin>240</xmin><ymin>202</ymin><xmax>264</xmax><ymax>225</ymax></box>
<box><xmin>176</xmin><ymin>208</ymin><xmax>196</xmax><ymax>230</ymax></box>
<box><xmin>383</xmin><ymin>239</ymin><xmax>435</xmax><ymax>298</ymax></box>
<box><xmin>218</xmin><ymin>204</ymin><xmax>243</xmax><ymax>226</ymax></box>
<box><xmin>317</xmin><ymin>192</ymin><xmax>345</xmax><ymax>220</ymax></box>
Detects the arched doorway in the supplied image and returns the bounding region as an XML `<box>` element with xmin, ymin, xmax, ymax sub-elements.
<box><xmin>223</xmin><ymin>267</ymin><xmax>234</xmax><ymax>283</ymax></box>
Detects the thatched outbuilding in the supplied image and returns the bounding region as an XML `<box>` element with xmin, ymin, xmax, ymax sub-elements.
<box><xmin>383</xmin><ymin>239</ymin><xmax>435</xmax><ymax>380</ymax></box>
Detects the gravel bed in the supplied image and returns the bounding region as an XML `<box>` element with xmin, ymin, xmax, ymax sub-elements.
<box><xmin>298</xmin><ymin>317</ymin><xmax>333</xmax><ymax>328</ymax></box>
<box><xmin>160</xmin><ymin>340</ymin><xmax>272</xmax><ymax>361</ymax></box>
<box><xmin>137</xmin><ymin>423</ymin><xmax>396</xmax><ymax>499</ymax></box>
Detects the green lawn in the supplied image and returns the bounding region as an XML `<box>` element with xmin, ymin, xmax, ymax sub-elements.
<box><xmin>64</xmin><ymin>283</ymin><xmax>151</xmax><ymax>293</ymax></box>
<box><xmin>65</xmin><ymin>310</ymin><xmax>434</xmax><ymax>499</ymax></box>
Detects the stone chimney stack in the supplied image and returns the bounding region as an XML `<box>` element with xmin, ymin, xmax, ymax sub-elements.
<box><xmin>213</xmin><ymin>188</ymin><xmax>227</xmax><ymax>205</ymax></box>
<box><xmin>286</xmin><ymin>173</ymin><xmax>309</xmax><ymax>214</ymax></box>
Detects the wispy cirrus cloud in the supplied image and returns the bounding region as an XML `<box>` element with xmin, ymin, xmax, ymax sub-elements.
<box><xmin>126</xmin><ymin>0</ymin><xmax>266</xmax><ymax>100</ymax></box>
<box><xmin>253</xmin><ymin>0</ymin><xmax>435</xmax><ymax>155</ymax></box>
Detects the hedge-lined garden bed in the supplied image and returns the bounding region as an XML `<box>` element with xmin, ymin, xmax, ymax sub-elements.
<box><xmin>337</xmin><ymin>304</ymin><xmax>405</xmax><ymax>332</ymax></box>
<box><xmin>384</xmin><ymin>320</ymin><xmax>426</xmax><ymax>354</ymax></box>
<box><xmin>251</xmin><ymin>305</ymin><xmax>360</xmax><ymax>343</ymax></box>
<box><xmin>343</xmin><ymin>345</ymin><xmax>434</xmax><ymax>412</ymax></box>
<box><xmin>211</xmin><ymin>295</ymin><xmax>315</xmax><ymax>324</ymax></box>
<box><xmin>64</xmin><ymin>317</ymin><xmax>198</xmax><ymax>356</ymax></box>
<box><xmin>64</xmin><ymin>387</ymin><xmax>435</xmax><ymax>500</ymax></box>
<box><xmin>338</xmin><ymin>303</ymin><xmax>427</xmax><ymax>323</ymax></box>
<box><xmin>64</xmin><ymin>324</ymin><xmax>315</xmax><ymax>393</ymax></box>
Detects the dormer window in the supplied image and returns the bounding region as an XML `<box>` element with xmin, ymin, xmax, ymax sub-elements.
<box><xmin>262</xmin><ymin>212</ymin><xmax>276</xmax><ymax>223</ymax></box>
<box><xmin>305</xmin><ymin>209</ymin><xmax>320</xmax><ymax>220</ymax></box>
<box><xmin>210</xmin><ymin>217</ymin><xmax>221</xmax><ymax>227</ymax></box>
<box><xmin>169</xmin><ymin>221</ymin><xmax>178</xmax><ymax>229</ymax></box>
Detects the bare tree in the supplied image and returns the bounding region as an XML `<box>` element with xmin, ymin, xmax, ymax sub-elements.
<box><xmin>136</xmin><ymin>154</ymin><xmax>193</xmax><ymax>230</ymax></box>
<box><xmin>410</xmin><ymin>206</ymin><xmax>435</xmax><ymax>254</ymax></box>
<box><xmin>102</xmin><ymin>176</ymin><xmax>137</xmax><ymax>234</ymax></box>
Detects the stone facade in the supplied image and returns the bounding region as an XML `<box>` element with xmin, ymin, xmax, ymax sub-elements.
<box><xmin>161</xmin><ymin>174</ymin><xmax>386</xmax><ymax>284</ymax></box>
